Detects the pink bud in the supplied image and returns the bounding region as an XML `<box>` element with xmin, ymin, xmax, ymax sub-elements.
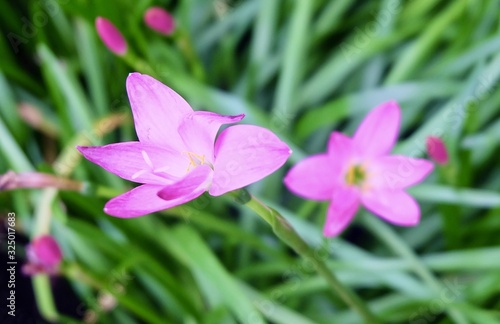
<box><xmin>23</xmin><ymin>235</ymin><xmax>62</xmax><ymax>275</ymax></box>
<box><xmin>144</xmin><ymin>7</ymin><xmax>175</xmax><ymax>35</ymax></box>
<box><xmin>95</xmin><ymin>17</ymin><xmax>128</xmax><ymax>55</ymax></box>
<box><xmin>426</xmin><ymin>136</ymin><xmax>449</xmax><ymax>165</ymax></box>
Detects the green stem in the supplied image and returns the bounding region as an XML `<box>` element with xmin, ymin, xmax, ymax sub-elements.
<box><xmin>32</xmin><ymin>275</ymin><xmax>58</xmax><ymax>322</ymax></box>
<box><xmin>230</xmin><ymin>189</ymin><xmax>380</xmax><ymax>323</ymax></box>
<box><xmin>362</xmin><ymin>214</ymin><xmax>468</xmax><ymax>324</ymax></box>
<box><xmin>174</xmin><ymin>28</ymin><xmax>206</xmax><ymax>82</ymax></box>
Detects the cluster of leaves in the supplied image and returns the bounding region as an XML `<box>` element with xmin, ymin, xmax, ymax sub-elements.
<box><xmin>1</xmin><ymin>0</ymin><xmax>500</xmax><ymax>323</ymax></box>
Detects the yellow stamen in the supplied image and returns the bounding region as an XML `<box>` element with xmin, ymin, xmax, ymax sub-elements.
<box><xmin>345</xmin><ymin>164</ymin><xmax>366</xmax><ymax>187</ymax></box>
<box><xmin>346</xmin><ymin>165</ymin><xmax>355</xmax><ymax>184</ymax></box>
<box><xmin>182</xmin><ymin>151</ymin><xmax>207</xmax><ymax>172</ymax></box>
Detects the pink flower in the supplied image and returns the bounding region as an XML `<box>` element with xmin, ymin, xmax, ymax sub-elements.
<box><xmin>23</xmin><ymin>235</ymin><xmax>62</xmax><ymax>275</ymax></box>
<box><xmin>144</xmin><ymin>7</ymin><xmax>175</xmax><ymax>35</ymax></box>
<box><xmin>426</xmin><ymin>136</ymin><xmax>449</xmax><ymax>165</ymax></box>
<box><xmin>78</xmin><ymin>73</ymin><xmax>291</xmax><ymax>217</ymax></box>
<box><xmin>95</xmin><ymin>17</ymin><xmax>128</xmax><ymax>55</ymax></box>
<box><xmin>284</xmin><ymin>101</ymin><xmax>434</xmax><ymax>237</ymax></box>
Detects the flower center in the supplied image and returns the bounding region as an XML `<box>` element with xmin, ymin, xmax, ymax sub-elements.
<box><xmin>345</xmin><ymin>164</ymin><xmax>366</xmax><ymax>187</ymax></box>
<box><xmin>183</xmin><ymin>151</ymin><xmax>212</xmax><ymax>172</ymax></box>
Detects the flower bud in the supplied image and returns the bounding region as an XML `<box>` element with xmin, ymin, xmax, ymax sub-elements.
<box><xmin>95</xmin><ymin>17</ymin><xmax>128</xmax><ymax>55</ymax></box>
<box><xmin>144</xmin><ymin>7</ymin><xmax>175</xmax><ymax>35</ymax></box>
<box><xmin>23</xmin><ymin>235</ymin><xmax>62</xmax><ymax>275</ymax></box>
<box><xmin>426</xmin><ymin>136</ymin><xmax>449</xmax><ymax>165</ymax></box>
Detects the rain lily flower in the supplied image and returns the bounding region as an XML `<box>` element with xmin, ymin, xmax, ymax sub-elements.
<box><xmin>284</xmin><ymin>101</ymin><xmax>434</xmax><ymax>237</ymax></box>
<box><xmin>22</xmin><ymin>235</ymin><xmax>62</xmax><ymax>275</ymax></box>
<box><xmin>95</xmin><ymin>17</ymin><xmax>128</xmax><ymax>55</ymax></box>
<box><xmin>426</xmin><ymin>136</ymin><xmax>449</xmax><ymax>165</ymax></box>
<box><xmin>78</xmin><ymin>73</ymin><xmax>291</xmax><ymax>217</ymax></box>
<box><xmin>144</xmin><ymin>7</ymin><xmax>175</xmax><ymax>35</ymax></box>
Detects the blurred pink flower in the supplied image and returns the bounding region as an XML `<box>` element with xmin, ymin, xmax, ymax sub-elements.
<box><xmin>426</xmin><ymin>136</ymin><xmax>449</xmax><ymax>165</ymax></box>
<box><xmin>78</xmin><ymin>73</ymin><xmax>291</xmax><ymax>217</ymax></box>
<box><xmin>95</xmin><ymin>17</ymin><xmax>128</xmax><ymax>55</ymax></box>
<box><xmin>23</xmin><ymin>235</ymin><xmax>62</xmax><ymax>275</ymax></box>
<box><xmin>284</xmin><ymin>101</ymin><xmax>434</xmax><ymax>237</ymax></box>
<box><xmin>144</xmin><ymin>7</ymin><xmax>175</xmax><ymax>35</ymax></box>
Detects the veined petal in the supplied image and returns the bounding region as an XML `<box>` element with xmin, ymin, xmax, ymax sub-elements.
<box><xmin>178</xmin><ymin>111</ymin><xmax>244</xmax><ymax>163</ymax></box>
<box><xmin>126</xmin><ymin>73</ymin><xmax>192</xmax><ymax>149</ymax></box>
<box><xmin>369</xmin><ymin>155</ymin><xmax>434</xmax><ymax>190</ymax></box>
<box><xmin>353</xmin><ymin>101</ymin><xmax>401</xmax><ymax>157</ymax></box>
<box><xmin>104</xmin><ymin>184</ymin><xmax>201</xmax><ymax>217</ymax></box>
<box><xmin>323</xmin><ymin>186</ymin><xmax>360</xmax><ymax>237</ymax></box>
<box><xmin>210</xmin><ymin>125</ymin><xmax>291</xmax><ymax>196</ymax></box>
<box><xmin>361</xmin><ymin>190</ymin><xmax>420</xmax><ymax>226</ymax></box>
<box><xmin>158</xmin><ymin>165</ymin><xmax>212</xmax><ymax>200</ymax></box>
<box><xmin>77</xmin><ymin>142</ymin><xmax>187</xmax><ymax>184</ymax></box>
<box><xmin>284</xmin><ymin>154</ymin><xmax>339</xmax><ymax>201</ymax></box>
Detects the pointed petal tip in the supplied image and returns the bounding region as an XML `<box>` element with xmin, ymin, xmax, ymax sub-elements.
<box><xmin>127</xmin><ymin>72</ymin><xmax>142</xmax><ymax>78</ymax></box>
<box><xmin>354</xmin><ymin>100</ymin><xmax>402</xmax><ymax>157</ymax></box>
<box><xmin>103</xmin><ymin>201</ymin><xmax>148</xmax><ymax>218</ymax></box>
<box><xmin>322</xmin><ymin>226</ymin><xmax>339</xmax><ymax>237</ymax></box>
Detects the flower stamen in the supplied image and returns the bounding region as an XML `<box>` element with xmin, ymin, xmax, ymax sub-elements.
<box><xmin>345</xmin><ymin>164</ymin><xmax>366</xmax><ymax>187</ymax></box>
<box><xmin>183</xmin><ymin>151</ymin><xmax>207</xmax><ymax>172</ymax></box>
<box><xmin>141</xmin><ymin>150</ymin><xmax>154</xmax><ymax>168</ymax></box>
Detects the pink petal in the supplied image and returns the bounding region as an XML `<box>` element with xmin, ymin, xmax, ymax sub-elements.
<box><xmin>210</xmin><ymin>125</ymin><xmax>291</xmax><ymax>196</ymax></box>
<box><xmin>327</xmin><ymin>131</ymin><xmax>353</xmax><ymax>160</ymax></box>
<box><xmin>284</xmin><ymin>154</ymin><xmax>339</xmax><ymax>201</ymax></box>
<box><xmin>369</xmin><ymin>155</ymin><xmax>434</xmax><ymax>190</ymax></box>
<box><xmin>323</xmin><ymin>186</ymin><xmax>360</xmax><ymax>237</ymax></box>
<box><xmin>77</xmin><ymin>142</ymin><xmax>187</xmax><ymax>184</ymax></box>
<box><xmin>104</xmin><ymin>184</ymin><xmax>203</xmax><ymax>217</ymax></box>
<box><xmin>95</xmin><ymin>17</ymin><xmax>128</xmax><ymax>55</ymax></box>
<box><xmin>158</xmin><ymin>165</ymin><xmax>212</xmax><ymax>200</ymax></box>
<box><xmin>178</xmin><ymin>111</ymin><xmax>245</xmax><ymax>163</ymax></box>
<box><xmin>144</xmin><ymin>7</ymin><xmax>175</xmax><ymax>35</ymax></box>
<box><xmin>353</xmin><ymin>101</ymin><xmax>401</xmax><ymax>158</ymax></box>
<box><xmin>361</xmin><ymin>190</ymin><xmax>420</xmax><ymax>226</ymax></box>
<box><xmin>426</xmin><ymin>136</ymin><xmax>449</xmax><ymax>164</ymax></box>
<box><xmin>126</xmin><ymin>73</ymin><xmax>192</xmax><ymax>149</ymax></box>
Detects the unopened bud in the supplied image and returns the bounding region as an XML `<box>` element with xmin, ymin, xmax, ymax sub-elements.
<box><xmin>144</xmin><ymin>7</ymin><xmax>175</xmax><ymax>35</ymax></box>
<box><xmin>426</xmin><ymin>136</ymin><xmax>449</xmax><ymax>165</ymax></box>
<box><xmin>95</xmin><ymin>17</ymin><xmax>128</xmax><ymax>55</ymax></box>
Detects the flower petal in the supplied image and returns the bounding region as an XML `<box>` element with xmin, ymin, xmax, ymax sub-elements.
<box><xmin>369</xmin><ymin>155</ymin><xmax>434</xmax><ymax>190</ymax></box>
<box><xmin>158</xmin><ymin>165</ymin><xmax>212</xmax><ymax>200</ymax></box>
<box><xmin>77</xmin><ymin>142</ymin><xmax>187</xmax><ymax>184</ymax></box>
<box><xmin>323</xmin><ymin>186</ymin><xmax>360</xmax><ymax>237</ymax></box>
<box><xmin>210</xmin><ymin>125</ymin><xmax>291</xmax><ymax>196</ymax></box>
<box><xmin>126</xmin><ymin>73</ymin><xmax>192</xmax><ymax>149</ymax></box>
<box><xmin>178</xmin><ymin>111</ymin><xmax>245</xmax><ymax>163</ymax></box>
<box><xmin>284</xmin><ymin>154</ymin><xmax>338</xmax><ymax>200</ymax></box>
<box><xmin>361</xmin><ymin>190</ymin><xmax>420</xmax><ymax>226</ymax></box>
<box><xmin>327</xmin><ymin>131</ymin><xmax>353</xmax><ymax>159</ymax></box>
<box><xmin>104</xmin><ymin>184</ymin><xmax>203</xmax><ymax>217</ymax></box>
<box><xmin>353</xmin><ymin>101</ymin><xmax>401</xmax><ymax>157</ymax></box>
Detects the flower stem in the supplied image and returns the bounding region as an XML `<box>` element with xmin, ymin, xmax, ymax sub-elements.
<box><xmin>32</xmin><ymin>275</ymin><xmax>58</xmax><ymax>322</ymax></box>
<box><xmin>361</xmin><ymin>214</ymin><xmax>468</xmax><ymax>324</ymax></box>
<box><xmin>230</xmin><ymin>189</ymin><xmax>380</xmax><ymax>323</ymax></box>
